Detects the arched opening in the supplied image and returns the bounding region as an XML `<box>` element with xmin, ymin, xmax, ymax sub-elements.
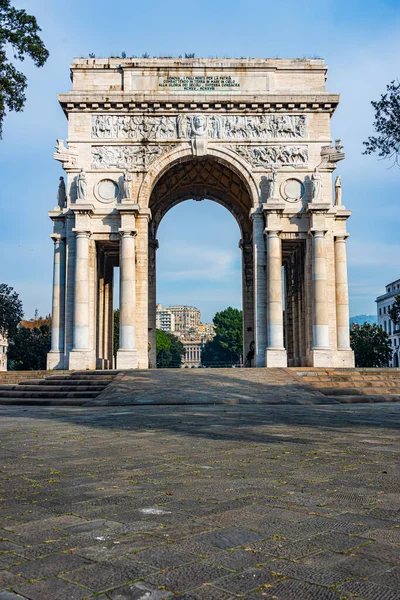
<box><xmin>393</xmin><ymin>351</ymin><xmax>399</xmax><ymax>368</ymax></box>
<box><xmin>147</xmin><ymin>156</ymin><xmax>254</xmax><ymax>368</ymax></box>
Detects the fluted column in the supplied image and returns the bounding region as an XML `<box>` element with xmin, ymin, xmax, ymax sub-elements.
<box><xmin>265</xmin><ymin>231</ymin><xmax>287</xmax><ymax>366</ymax></box>
<box><xmin>47</xmin><ymin>235</ymin><xmax>66</xmax><ymax>369</ymax></box>
<box><xmin>116</xmin><ymin>229</ymin><xmax>139</xmax><ymax>369</ymax></box>
<box><xmin>68</xmin><ymin>230</ymin><xmax>92</xmax><ymax>370</ymax></box>
<box><xmin>312</xmin><ymin>231</ymin><xmax>329</xmax><ymax>349</ymax></box>
<box><xmin>252</xmin><ymin>211</ymin><xmax>267</xmax><ymax>367</ymax></box>
<box><xmin>335</xmin><ymin>235</ymin><xmax>352</xmax><ymax>351</ymax></box>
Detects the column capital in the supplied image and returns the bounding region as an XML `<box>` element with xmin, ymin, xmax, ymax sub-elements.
<box><xmin>308</xmin><ymin>229</ymin><xmax>327</xmax><ymax>237</ymax></box>
<box><xmin>264</xmin><ymin>229</ymin><xmax>282</xmax><ymax>237</ymax></box>
<box><xmin>50</xmin><ymin>233</ymin><xmax>66</xmax><ymax>243</ymax></box>
<box><xmin>334</xmin><ymin>233</ymin><xmax>349</xmax><ymax>242</ymax></box>
<box><xmin>249</xmin><ymin>207</ymin><xmax>263</xmax><ymax>221</ymax></box>
<box><xmin>137</xmin><ymin>207</ymin><xmax>152</xmax><ymax>221</ymax></box>
<box><xmin>72</xmin><ymin>229</ymin><xmax>91</xmax><ymax>238</ymax></box>
<box><xmin>119</xmin><ymin>228</ymin><xmax>137</xmax><ymax>238</ymax></box>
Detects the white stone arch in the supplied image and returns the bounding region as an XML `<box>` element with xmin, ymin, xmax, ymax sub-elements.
<box><xmin>137</xmin><ymin>143</ymin><xmax>260</xmax><ymax>211</ymax></box>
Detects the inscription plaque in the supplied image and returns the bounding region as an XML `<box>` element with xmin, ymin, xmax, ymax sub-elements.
<box><xmin>159</xmin><ymin>75</ymin><xmax>240</xmax><ymax>91</ymax></box>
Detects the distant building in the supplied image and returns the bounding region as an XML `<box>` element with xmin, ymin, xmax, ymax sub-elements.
<box><xmin>376</xmin><ymin>278</ymin><xmax>400</xmax><ymax>367</ymax></box>
<box><xmin>155</xmin><ymin>304</ymin><xmax>175</xmax><ymax>332</ymax></box>
<box><xmin>0</xmin><ymin>334</ymin><xmax>8</xmax><ymax>371</ymax></box>
<box><xmin>167</xmin><ymin>306</ymin><xmax>201</xmax><ymax>333</ymax></box>
<box><xmin>156</xmin><ymin>304</ymin><xmax>215</xmax><ymax>366</ymax></box>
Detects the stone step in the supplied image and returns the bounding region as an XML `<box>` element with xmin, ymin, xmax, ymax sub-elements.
<box><xmin>3</xmin><ymin>384</ymin><xmax>106</xmax><ymax>393</ymax></box>
<box><xmin>16</xmin><ymin>379</ymin><xmax>113</xmax><ymax>387</ymax></box>
<box><xmin>0</xmin><ymin>390</ymin><xmax>100</xmax><ymax>399</ymax></box>
<box><xmin>46</xmin><ymin>374</ymin><xmax>116</xmax><ymax>381</ymax></box>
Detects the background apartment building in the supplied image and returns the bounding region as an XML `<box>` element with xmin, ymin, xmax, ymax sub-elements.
<box><xmin>376</xmin><ymin>278</ymin><xmax>400</xmax><ymax>367</ymax></box>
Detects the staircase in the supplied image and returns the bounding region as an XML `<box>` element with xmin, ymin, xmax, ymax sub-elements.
<box><xmin>292</xmin><ymin>368</ymin><xmax>400</xmax><ymax>402</ymax></box>
<box><xmin>0</xmin><ymin>371</ymin><xmax>119</xmax><ymax>405</ymax></box>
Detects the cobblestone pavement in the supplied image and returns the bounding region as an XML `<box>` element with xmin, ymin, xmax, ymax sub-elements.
<box><xmin>0</xmin><ymin>403</ymin><xmax>399</xmax><ymax>599</ymax></box>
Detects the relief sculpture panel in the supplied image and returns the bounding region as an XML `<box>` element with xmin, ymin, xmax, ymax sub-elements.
<box><xmin>234</xmin><ymin>145</ymin><xmax>308</xmax><ymax>168</ymax></box>
<box><xmin>91</xmin><ymin>114</ymin><xmax>307</xmax><ymax>141</ymax></box>
<box><xmin>91</xmin><ymin>144</ymin><xmax>175</xmax><ymax>170</ymax></box>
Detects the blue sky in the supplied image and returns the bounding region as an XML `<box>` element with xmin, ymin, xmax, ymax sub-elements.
<box><xmin>0</xmin><ymin>0</ymin><xmax>399</xmax><ymax>323</ymax></box>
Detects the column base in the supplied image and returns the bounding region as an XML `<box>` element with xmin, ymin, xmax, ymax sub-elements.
<box><xmin>308</xmin><ymin>348</ymin><xmax>333</xmax><ymax>367</ymax></box>
<box><xmin>265</xmin><ymin>348</ymin><xmax>287</xmax><ymax>367</ymax></box>
<box><xmin>333</xmin><ymin>348</ymin><xmax>355</xmax><ymax>368</ymax></box>
<box><xmin>46</xmin><ymin>351</ymin><xmax>65</xmax><ymax>370</ymax></box>
<box><xmin>116</xmin><ymin>349</ymin><xmax>139</xmax><ymax>370</ymax></box>
<box><xmin>68</xmin><ymin>350</ymin><xmax>95</xmax><ymax>371</ymax></box>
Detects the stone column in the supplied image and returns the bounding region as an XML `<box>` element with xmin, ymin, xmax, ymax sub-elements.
<box><xmin>135</xmin><ymin>211</ymin><xmax>150</xmax><ymax>368</ymax></box>
<box><xmin>311</xmin><ymin>231</ymin><xmax>330</xmax><ymax>360</ymax></box>
<box><xmin>148</xmin><ymin>238</ymin><xmax>158</xmax><ymax>368</ymax></box>
<box><xmin>47</xmin><ymin>235</ymin><xmax>66</xmax><ymax>369</ymax></box>
<box><xmin>334</xmin><ymin>236</ymin><xmax>355</xmax><ymax>365</ymax></box>
<box><xmin>69</xmin><ymin>230</ymin><xmax>91</xmax><ymax>370</ymax></box>
<box><xmin>116</xmin><ymin>230</ymin><xmax>139</xmax><ymax>369</ymax></box>
<box><xmin>252</xmin><ymin>211</ymin><xmax>267</xmax><ymax>367</ymax></box>
<box><xmin>265</xmin><ymin>231</ymin><xmax>287</xmax><ymax>366</ymax></box>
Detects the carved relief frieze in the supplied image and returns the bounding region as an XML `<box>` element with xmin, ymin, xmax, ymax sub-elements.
<box><xmin>91</xmin><ymin>144</ymin><xmax>176</xmax><ymax>170</ymax></box>
<box><xmin>91</xmin><ymin>114</ymin><xmax>307</xmax><ymax>141</ymax></box>
<box><xmin>234</xmin><ymin>145</ymin><xmax>308</xmax><ymax>168</ymax></box>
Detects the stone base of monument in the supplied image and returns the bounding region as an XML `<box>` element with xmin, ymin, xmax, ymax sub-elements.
<box><xmin>308</xmin><ymin>348</ymin><xmax>334</xmax><ymax>367</ymax></box>
<box><xmin>68</xmin><ymin>350</ymin><xmax>95</xmax><ymax>371</ymax></box>
<box><xmin>46</xmin><ymin>351</ymin><xmax>65</xmax><ymax>370</ymax></box>
<box><xmin>116</xmin><ymin>349</ymin><xmax>139</xmax><ymax>370</ymax></box>
<box><xmin>265</xmin><ymin>348</ymin><xmax>288</xmax><ymax>368</ymax></box>
<box><xmin>334</xmin><ymin>349</ymin><xmax>356</xmax><ymax>368</ymax></box>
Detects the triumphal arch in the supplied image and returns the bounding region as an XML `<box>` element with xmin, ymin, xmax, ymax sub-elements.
<box><xmin>47</xmin><ymin>58</ymin><xmax>354</xmax><ymax>370</ymax></box>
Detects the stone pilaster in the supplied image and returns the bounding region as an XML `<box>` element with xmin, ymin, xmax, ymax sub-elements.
<box><xmin>148</xmin><ymin>237</ymin><xmax>159</xmax><ymax>369</ymax></box>
<box><xmin>335</xmin><ymin>235</ymin><xmax>355</xmax><ymax>366</ymax></box>
<box><xmin>69</xmin><ymin>230</ymin><xmax>92</xmax><ymax>370</ymax></box>
<box><xmin>251</xmin><ymin>210</ymin><xmax>267</xmax><ymax>367</ymax></box>
<box><xmin>116</xmin><ymin>229</ymin><xmax>139</xmax><ymax>369</ymax></box>
<box><xmin>47</xmin><ymin>234</ymin><xmax>66</xmax><ymax>369</ymax></box>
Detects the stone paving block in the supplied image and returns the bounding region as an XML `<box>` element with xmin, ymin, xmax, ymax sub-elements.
<box><xmin>63</xmin><ymin>558</ymin><xmax>157</xmax><ymax>593</ymax></box>
<box><xmin>14</xmin><ymin>577</ymin><xmax>89</xmax><ymax>600</ymax></box>
<box><xmin>9</xmin><ymin>553</ymin><xmax>90</xmax><ymax>580</ymax></box>
<box><xmin>247</xmin><ymin>538</ymin><xmax>322</xmax><ymax>559</ymax></box>
<box><xmin>206</xmin><ymin>549</ymin><xmax>270</xmax><ymax>571</ymax></box>
<box><xmin>109</xmin><ymin>581</ymin><xmax>172</xmax><ymax>599</ymax></box>
<box><xmin>355</xmin><ymin>541</ymin><xmax>400</xmax><ymax>564</ymax></box>
<box><xmin>0</xmin><ymin>571</ymin><xmax>25</xmax><ymax>592</ymax></box>
<box><xmin>311</xmin><ymin>531</ymin><xmax>366</xmax><ymax>551</ymax></box>
<box><xmin>332</xmin><ymin>555</ymin><xmax>388</xmax><ymax>578</ymax></box>
<box><xmin>72</xmin><ymin>534</ymin><xmax>160</xmax><ymax>561</ymax></box>
<box><xmin>249</xmin><ymin>578</ymin><xmax>343</xmax><ymax>599</ymax></box>
<box><xmin>0</xmin><ymin>554</ymin><xmax>25</xmax><ymax>570</ymax></box>
<box><xmin>340</xmin><ymin>579</ymin><xmax>400</xmax><ymax>600</ymax></box>
<box><xmin>364</xmin><ymin>528</ymin><xmax>400</xmax><ymax>544</ymax></box>
<box><xmin>268</xmin><ymin>559</ymin><xmax>345</xmax><ymax>586</ymax></box>
<box><xmin>195</xmin><ymin>527</ymin><xmax>264</xmax><ymax>550</ymax></box>
<box><xmin>176</xmin><ymin>586</ymin><xmax>233</xmax><ymax>599</ymax></box>
<box><xmin>133</xmin><ymin>545</ymin><xmax>195</xmax><ymax>569</ymax></box>
<box><xmin>212</xmin><ymin>565</ymin><xmax>281</xmax><ymax>595</ymax></box>
<box><xmin>165</xmin><ymin>539</ymin><xmax>224</xmax><ymax>557</ymax></box>
<box><xmin>0</xmin><ymin>592</ymin><xmax>26</xmax><ymax>600</ymax></box>
<box><xmin>370</xmin><ymin>566</ymin><xmax>400</xmax><ymax>589</ymax></box>
<box><xmin>298</xmin><ymin>550</ymin><xmax>346</xmax><ymax>568</ymax></box>
<box><xmin>146</xmin><ymin>563</ymin><xmax>229</xmax><ymax>593</ymax></box>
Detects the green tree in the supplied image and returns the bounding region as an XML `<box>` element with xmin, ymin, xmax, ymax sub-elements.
<box><xmin>113</xmin><ymin>309</ymin><xmax>119</xmax><ymax>357</ymax></box>
<box><xmin>363</xmin><ymin>80</ymin><xmax>400</xmax><ymax>165</ymax></box>
<box><xmin>0</xmin><ymin>0</ymin><xmax>49</xmax><ymax>137</ymax></box>
<box><xmin>156</xmin><ymin>329</ymin><xmax>185</xmax><ymax>368</ymax></box>
<box><xmin>0</xmin><ymin>283</ymin><xmax>23</xmax><ymax>338</ymax></box>
<box><xmin>388</xmin><ymin>294</ymin><xmax>400</xmax><ymax>330</ymax></box>
<box><xmin>201</xmin><ymin>307</ymin><xmax>243</xmax><ymax>366</ymax></box>
<box><xmin>8</xmin><ymin>324</ymin><xmax>51</xmax><ymax>370</ymax></box>
<box><xmin>350</xmin><ymin>323</ymin><xmax>392</xmax><ymax>368</ymax></box>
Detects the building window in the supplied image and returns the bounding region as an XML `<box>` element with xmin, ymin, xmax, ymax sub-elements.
<box><xmin>384</xmin><ymin>321</ymin><xmax>387</xmax><ymax>332</ymax></box>
<box><xmin>389</xmin><ymin>320</ymin><xmax>392</xmax><ymax>335</ymax></box>
<box><xmin>379</xmin><ymin>308</ymin><xmax>382</xmax><ymax>315</ymax></box>
<box><xmin>384</xmin><ymin>306</ymin><xmax>386</xmax><ymax>314</ymax></box>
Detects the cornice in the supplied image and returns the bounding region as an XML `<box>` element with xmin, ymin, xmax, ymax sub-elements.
<box><xmin>58</xmin><ymin>93</ymin><xmax>339</xmax><ymax>115</ymax></box>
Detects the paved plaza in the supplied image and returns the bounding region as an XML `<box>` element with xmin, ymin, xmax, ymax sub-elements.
<box><xmin>0</xmin><ymin>402</ymin><xmax>399</xmax><ymax>599</ymax></box>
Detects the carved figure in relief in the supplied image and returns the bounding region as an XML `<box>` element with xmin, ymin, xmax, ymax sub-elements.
<box><xmin>57</xmin><ymin>176</ymin><xmax>66</xmax><ymax>208</ymax></box>
<box><xmin>76</xmin><ymin>169</ymin><xmax>88</xmax><ymax>200</ymax></box>
<box><xmin>311</xmin><ymin>167</ymin><xmax>322</xmax><ymax>202</ymax></box>
<box><xmin>177</xmin><ymin>114</ymin><xmax>189</xmax><ymax>138</ymax></box>
<box><xmin>122</xmin><ymin>170</ymin><xmax>133</xmax><ymax>198</ymax></box>
<box><xmin>334</xmin><ymin>175</ymin><xmax>342</xmax><ymax>206</ymax></box>
<box><xmin>267</xmin><ymin>167</ymin><xmax>277</xmax><ymax>201</ymax></box>
<box><xmin>191</xmin><ymin>115</ymin><xmax>207</xmax><ymax>137</ymax></box>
